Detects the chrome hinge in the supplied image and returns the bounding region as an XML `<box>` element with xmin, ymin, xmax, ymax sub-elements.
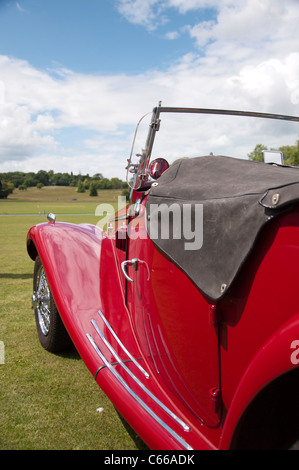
<box><xmin>150</xmin><ymin>118</ymin><xmax>161</xmax><ymax>132</ymax></box>
<box><xmin>208</xmin><ymin>304</ymin><xmax>220</xmax><ymax>326</ymax></box>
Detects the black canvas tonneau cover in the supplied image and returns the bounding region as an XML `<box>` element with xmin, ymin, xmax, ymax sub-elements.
<box><xmin>146</xmin><ymin>155</ymin><xmax>299</xmax><ymax>300</ymax></box>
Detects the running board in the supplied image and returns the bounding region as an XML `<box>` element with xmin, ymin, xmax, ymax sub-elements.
<box><xmin>86</xmin><ymin>310</ymin><xmax>193</xmax><ymax>450</ymax></box>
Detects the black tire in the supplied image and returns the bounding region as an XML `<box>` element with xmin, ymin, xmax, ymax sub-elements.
<box><xmin>33</xmin><ymin>256</ymin><xmax>73</xmax><ymax>353</ymax></box>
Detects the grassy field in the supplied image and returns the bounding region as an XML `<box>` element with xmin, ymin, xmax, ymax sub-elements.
<box><xmin>2</xmin><ymin>185</ymin><xmax>123</xmax><ymax>214</ymax></box>
<box><xmin>0</xmin><ymin>187</ymin><xmax>146</xmax><ymax>450</ymax></box>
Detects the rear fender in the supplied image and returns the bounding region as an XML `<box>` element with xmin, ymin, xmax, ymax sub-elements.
<box><xmin>220</xmin><ymin>312</ymin><xmax>299</xmax><ymax>448</ymax></box>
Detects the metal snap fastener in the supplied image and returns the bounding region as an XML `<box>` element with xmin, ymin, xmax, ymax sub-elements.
<box><xmin>272</xmin><ymin>193</ymin><xmax>280</xmax><ymax>205</ymax></box>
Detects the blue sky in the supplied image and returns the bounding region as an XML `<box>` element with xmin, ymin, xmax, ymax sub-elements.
<box><xmin>0</xmin><ymin>1</ymin><xmax>213</xmax><ymax>74</ymax></box>
<box><xmin>0</xmin><ymin>0</ymin><xmax>299</xmax><ymax>178</ymax></box>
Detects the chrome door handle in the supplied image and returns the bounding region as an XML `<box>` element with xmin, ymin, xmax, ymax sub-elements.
<box><xmin>121</xmin><ymin>258</ymin><xmax>138</xmax><ymax>283</ymax></box>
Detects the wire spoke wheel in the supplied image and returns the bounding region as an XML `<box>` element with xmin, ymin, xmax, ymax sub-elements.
<box><xmin>33</xmin><ymin>256</ymin><xmax>73</xmax><ymax>353</ymax></box>
<box><xmin>35</xmin><ymin>267</ymin><xmax>51</xmax><ymax>335</ymax></box>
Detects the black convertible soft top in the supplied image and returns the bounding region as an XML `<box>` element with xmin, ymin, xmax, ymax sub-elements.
<box><xmin>146</xmin><ymin>155</ymin><xmax>299</xmax><ymax>300</ymax></box>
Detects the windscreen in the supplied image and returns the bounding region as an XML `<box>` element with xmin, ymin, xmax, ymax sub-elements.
<box><xmin>127</xmin><ymin>107</ymin><xmax>299</xmax><ymax>189</ymax></box>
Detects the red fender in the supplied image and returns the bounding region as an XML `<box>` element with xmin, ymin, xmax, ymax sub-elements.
<box><xmin>27</xmin><ymin>221</ymin><xmax>107</xmax><ymax>375</ymax></box>
<box><xmin>220</xmin><ymin>312</ymin><xmax>299</xmax><ymax>449</ymax></box>
<box><xmin>26</xmin><ymin>221</ymin><xmax>206</xmax><ymax>450</ymax></box>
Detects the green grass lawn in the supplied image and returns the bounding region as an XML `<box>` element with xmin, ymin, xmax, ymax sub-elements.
<box><xmin>0</xmin><ymin>188</ymin><xmax>146</xmax><ymax>450</ymax></box>
<box><xmin>1</xmin><ymin>185</ymin><xmax>123</xmax><ymax>215</ymax></box>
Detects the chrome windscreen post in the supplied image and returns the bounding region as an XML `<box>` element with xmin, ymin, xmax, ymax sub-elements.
<box><xmin>126</xmin><ymin>102</ymin><xmax>163</xmax><ymax>192</ymax></box>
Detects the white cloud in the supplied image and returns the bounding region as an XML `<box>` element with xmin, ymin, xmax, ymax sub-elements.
<box><xmin>165</xmin><ymin>31</ymin><xmax>180</xmax><ymax>40</ymax></box>
<box><xmin>1</xmin><ymin>49</ymin><xmax>298</xmax><ymax>178</ymax></box>
<box><xmin>0</xmin><ymin>102</ymin><xmax>57</xmax><ymax>159</ymax></box>
<box><xmin>16</xmin><ymin>2</ymin><xmax>25</xmax><ymax>13</ymax></box>
<box><xmin>187</xmin><ymin>20</ymin><xmax>215</xmax><ymax>48</ymax></box>
<box><xmin>117</xmin><ymin>0</ymin><xmax>299</xmax><ymax>56</ymax></box>
<box><xmin>0</xmin><ymin>55</ymin><xmax>165</xmax><ymax>177</ymax></box>
<box><xmin>116</xmin><ymin>0</ymin><xmax>164</xmax><ymax>30</ymax></box>
<box><xmin>116</xmin><ymin>0</ymin><xmax>224</xmax><ymax>29</ymax></box>
<box><xmin>189</xmin><ymin>0</ymin><xmax>299</xmax><ymax>53</ymax></box>
<box><xmin>1</xmin><ymin>0</ymin><xmax>299</xmax><ymax>178</ymax></box>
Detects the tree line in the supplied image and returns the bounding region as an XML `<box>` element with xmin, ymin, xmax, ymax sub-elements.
<box><xmin>1</xmin><ymin>138</ymin><xmax>298</xmax><ymax>198</ymax></box>
<box><xmin>248</xmin><ymin>139</ymin><xmax>299</xmax><ymax>164</ymax></box>
<box><xmin>0</xmin><ymin>169</ymin><xmax>128</xmax><ymax>198</ymax></box>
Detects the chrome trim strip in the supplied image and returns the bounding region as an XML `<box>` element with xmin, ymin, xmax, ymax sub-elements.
<box><xmin>86</xmin><ymin>333</ymin><xmax>193</xmax><ymax>450</ymax></box>
<box><xmin>98</xmin><ymin>310</ymin><xmax>149</xmax><ymax>379</ymax></box>
<box><xmin>109</xmin><ymin>214</ymin><xmax>129</xmax><ymax>222</ymax></box>
<box><xmin>143</xmin><ymin>309</ymin><xmax>159</xmax><ymax>374</ymax></box>
<box><xmin>91</xmin><ymin>319</ymin><xmax>189</xmax><ymax>432</ymax></box>
<box><xmin>94</xmin><ymin>358</ymin><xmax>142</xmax><ymax>380</ymax></box>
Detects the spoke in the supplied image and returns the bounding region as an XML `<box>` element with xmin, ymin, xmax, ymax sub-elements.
<box><xmin>35</xmin><ymin>266</ymin><xmax>51</xmax><ymax>336</ymax></box>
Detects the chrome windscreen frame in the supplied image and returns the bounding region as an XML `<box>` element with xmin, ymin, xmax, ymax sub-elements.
<box><xmin>126</xmin><ymin>102</ymin><xmax>299</xmax><ymax>191</ymax></box>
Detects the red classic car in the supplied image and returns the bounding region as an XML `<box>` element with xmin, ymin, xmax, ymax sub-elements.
<box><xmin>27</xmin><ymin>104</ymin><xmax>299</xmax><ymax>450</ymax></box>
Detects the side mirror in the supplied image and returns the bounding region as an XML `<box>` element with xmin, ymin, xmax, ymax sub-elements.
<box><xmin>149</xmin><ymin>158</ymin><xmax>169</xmax><ymax>180</ymax></box>
<box><xmin>262</xmin><ymin>150</ymin><xmax>283</xmax><ymax>165</ymax></box>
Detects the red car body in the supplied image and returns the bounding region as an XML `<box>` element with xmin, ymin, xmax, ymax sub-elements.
<box><xmin>27</xmin><ymin>106</ymin><xmax>299</xmax><ymax>450</ymax></box>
